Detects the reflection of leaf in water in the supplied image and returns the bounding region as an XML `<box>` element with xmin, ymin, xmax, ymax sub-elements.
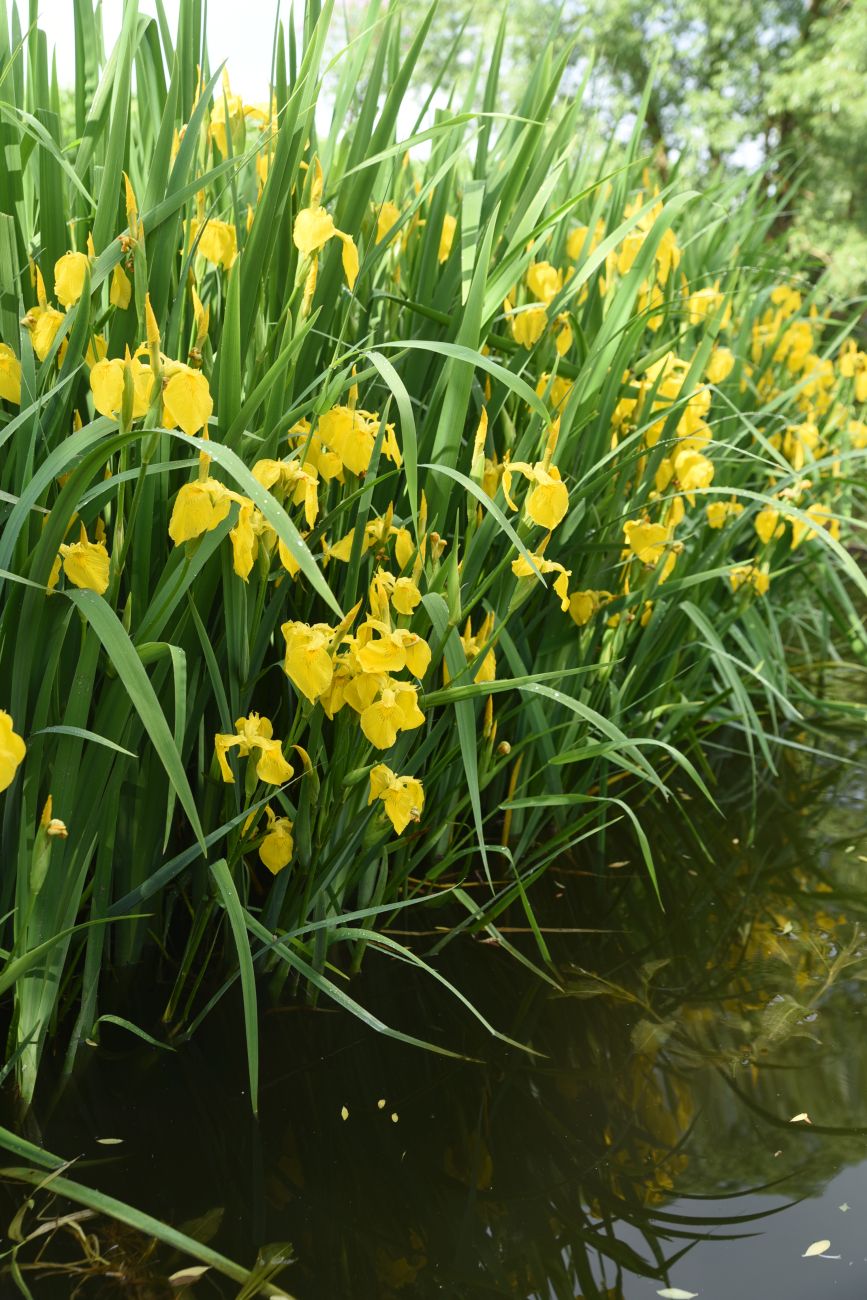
<box><xmin>177</xmin><ymin>1207</ymin><xmax>224</xmax><ymax>1246</ymax></box>
<box><xmin>566</xmin><ymin>978</ymin><xmax>620</xmax><ymax>1000</ymax></box>
<box><xmin>444</xmin><ymin>1134</ymin><xmax>493</xmax><ymax>1189</ymax></box>
<box><xmin>754</xmin><ymin>993</ymin><xmax>814</xmax><ymax>1046</ymax></box>
<box><xmin>375</xmin><ymin>1229</ymin><xmax>427</xmax><ymax>1290</ymax></box>
<box><xmin>640</xmin><ymin>959</ymin><xmax>671</xmax><ymax>986</ymax></box>
<box><xmin>631</xmin><ymin>1019</ymin><xmax>675</xmax><ymax>1055</ymax></box>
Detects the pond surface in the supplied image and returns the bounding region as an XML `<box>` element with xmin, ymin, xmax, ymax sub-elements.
<box><xmin>6</xmin><ymin>726</ymin><xmax>867</xmax><ymax>1298</ymax></box>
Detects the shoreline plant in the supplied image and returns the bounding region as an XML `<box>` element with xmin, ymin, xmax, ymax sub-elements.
<box><xmin>0</xmin><ymin>0</ymin><xmax>866</xmax><ymax>1107</ymax></box>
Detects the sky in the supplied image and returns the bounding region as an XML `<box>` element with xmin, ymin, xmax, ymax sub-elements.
<box><xmin>34</xmin><ymin>0</ymin><xmax>290</xmax><ymax>99</ymax></box>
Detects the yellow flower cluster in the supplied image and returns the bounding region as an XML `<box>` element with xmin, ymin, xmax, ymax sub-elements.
<box><xmin>282</xmin><ymin>570</ymin><xmax>428</xmax><ymax>752</ymax></box>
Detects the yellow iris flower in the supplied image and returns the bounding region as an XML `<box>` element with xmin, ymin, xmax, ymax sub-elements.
<box><xmin>214</xmin><ymin>714</ymin><xmax>294</xmax><ymax>785</ymax></box>
<box><xmin>505</xmin><ymin>300</ymin><xmax>547</xmax><ymax>349</ymax></box>
<box><xmin>0</xmin><ymin>711</ymin><xmax>26</xmax><ymax>792</ymax></box>
<box><xmin>259</xmin><ymin>805</ymin><xmax>295</xmax><ymax>873</ymax></box>
<box><xmin>705</xmin><ymin>498</ymin><xmax>743</xmax><ymax>529</ymax></box>
<box><xmin>293</xmin><ymin>204</ymin><xmax>359</xmax><ymax>291</ymax></box>
<box><xmin>90</xmin><ymin>351</ymin><xmax>154</xmax><ymax>421</ymax></box>
<box><xmin>25</xmin><ymin>306</ymin><xmax>65</xmax><ymax>362</ymax></box>
<box><xmin>376</xmin><ymin>199</ymin><xmax>401</xmax><ymax>244</ymax></box>
<box><xmin>502</xmin><ymin>460</ymin><xmax>569</xmax><ymax>530</ymax></box>
<box><xmin>252</xmin><ymin>458</ymin><xmax>320</xmax><ymax>528</ymax></box>
<box><xmin>730</xmin><ymin>563</ymin><xmax>770</xmax><ymax>596</ymax></box>
<box><xmin>355</xmin><ymin>620</ymin><xmax>431</xmax><ymax>678</ymax></box>
<box><xmin>790</xmin><ymin>503</ymin><xmax>840</xmax><ymax>550</ymax></box>
<box><xmin>48</xmin><ymin>523</ymin><xmax>111</xmax><ymax>595</ymax></box>
<box><xmin>368</xmin><ymin>764</ymin><xmax>424</xmax><ymax>835</ymax></box>
<box><xmin>190</xmin><ymin>217</ymin><xmax>238</xmax><ymax>269</ymax></box>
<box><xmin>438</xmin><ymin>213</ymin><xmax>456</xmax><ymax>263</ymax></box>
<box><xmin>511</xmin><ymin>553</ymin><xmax>571</xmax><ymax>612</ymax></box>
<box><xmin>282</xmin><ymin>621</ymin><xmax>340</xmax><ymax>702</ymax></box>
<box><xmin>54</xmin><ymin>250</ymin><xmax>90</xmax><ymax>308</ymax></box>
<box><xmin>444</xmin><ymin>612</ymin><xmax>497</xmax><ymax>683</ymax></box>
<box><xmin>162</xmin><ymin>366</ymin><xmax>214</xmax><ymax>437</ymax></box>
<box><xmin>623</xmin><ymin>520</ymin><xmax>669</xmax><ymax>565</ymax></box>
<box><xmin>568</xmin><ymin>590</ymin><xmax>612</xmax><ymax>627</ymax></box>
<box><xmin>229</xmin><ymin>502</ymin><xmax>275</xmax><ymax>582</ymax></box>
<box><xmin>0</xmin><ymin>344</ymin><xmax>21</xmax><ymax>404</ymax></box>
<box><xmin>317</xmin><ymin>405</ymin><xmax>401</xmax><ymax>477</ymax></box>
<box><xmin>360</xmin><ymin>679</ymin><xmax>425</xmax><ymax>749</ymax></box>
<box><xmin>168</xmin><ymin>478</ymin><xmax>236</xmax><ymax>544</ymax></box>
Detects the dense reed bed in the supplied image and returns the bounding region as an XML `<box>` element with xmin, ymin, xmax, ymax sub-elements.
<box><xmin>0</xmin><ymin>0</ymin><xmax>865</xmax><ymax>1109</ymax></box>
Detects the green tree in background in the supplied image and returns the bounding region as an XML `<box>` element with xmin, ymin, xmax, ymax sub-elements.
<box><xmin>766</xmin><ymin>0</ymin><xmax>867</xmax><ymax>300</ymax></box>
<box><xmin>387</xmin><ymin>0</ymin><xmax>867</xmax><ymax>303</ymax></box>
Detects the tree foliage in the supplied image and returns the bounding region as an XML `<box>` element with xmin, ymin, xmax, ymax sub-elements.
<box><xmin>396</xmin><ymin>0</ymin><xmax>867</xmax><ymax>301</ymax></box>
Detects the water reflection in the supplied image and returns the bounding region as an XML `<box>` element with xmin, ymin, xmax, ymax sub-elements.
<box><xmin>6</xmin><ymin>731</ymin><xmax>867</xmax><ymax>1297</ymax></box>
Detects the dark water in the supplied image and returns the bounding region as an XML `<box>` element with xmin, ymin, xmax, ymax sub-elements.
<box><xmin>6</xmin><ymin>728</ymin><xmax>867</xmax><ymax>1298</ymax></box>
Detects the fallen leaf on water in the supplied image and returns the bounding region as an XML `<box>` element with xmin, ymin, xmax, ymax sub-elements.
<box><xmin>169</xmin><ymin>1265</ymin><xmax>210</xmax><ymax>1286</ymax></box>
<box><xmin>340</xmin><ymin>1106</ymin><xmax>349</xmax><ymax>1121</ymax></box>
<box><xmin>391</xmin><ymin>1112</ymin><xmax>399</xmax><ymax>1123</ymax></box>
<box><xmin>377</xmin><ymin>1099</ymin><xmax>386</xmax><ymax>1109</ymax></box>
<box><xmin>790</xmin><ymin>1112</ymin><xmax>811</xmax><ymax>1123</ymax></box>
<box><xmin>802</xmin><ymin>1240</ymin><xmax>831</xmax><ymax>1257</ymax></box>
<box><xmin>95</xmin><ymin>1138</ymin><xmax>123</xmax><ymax>1145</ymax></box>
<box><xmin>657</xmin><ymin>1289</ymin><xmax>698</xmax><ymax>1299</ymax></box>
<box><xmin>840</xmin><ymin>1204</ymin><xmax>850</xmax><ymax>1212</ymax></box>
